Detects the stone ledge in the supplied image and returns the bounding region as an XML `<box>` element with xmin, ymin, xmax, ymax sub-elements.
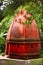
<box><xmin>0</xmin><ymin>55</ymin><xmax>43</xmax><ymax>65</ymax></box>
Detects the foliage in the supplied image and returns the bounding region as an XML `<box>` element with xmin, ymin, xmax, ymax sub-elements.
<box><xmin>0</xmin><ymin>15</ymin><xmax>14</xmax><ymax>52</ymax></box>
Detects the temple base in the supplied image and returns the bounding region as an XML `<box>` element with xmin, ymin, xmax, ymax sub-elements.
<box><xmin>0</xmin><ymin>55</ymin><xmax>43</xmax><ymax>65</ymax></box>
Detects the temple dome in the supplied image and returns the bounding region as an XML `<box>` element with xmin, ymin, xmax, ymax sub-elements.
<box><xmin>6</xmin><ymin>8</ymin><xmax>39</xmax><ymax>41</ymax></box>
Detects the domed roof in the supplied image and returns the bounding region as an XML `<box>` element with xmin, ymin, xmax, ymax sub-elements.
<box><xmin>6</xmin><ymin>8</ymin><xmax>40</xmax><ymax>41</ymax></box>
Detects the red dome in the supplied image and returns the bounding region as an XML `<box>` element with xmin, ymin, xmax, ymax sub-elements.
<box><xmin>6</xmin><ymin>9</ymin><xmax>39</xmax><ymax>40</ymax></box>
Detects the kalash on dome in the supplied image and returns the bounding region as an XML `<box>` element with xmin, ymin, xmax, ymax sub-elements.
<box><xmin>5</xmin><ymin>8</ymin><xmax>41</xmax><ymax>59</ymax></box>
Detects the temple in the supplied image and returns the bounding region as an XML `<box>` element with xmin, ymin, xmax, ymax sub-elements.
<box><xmin>5</xmin><ymin>8</ymin><xmax>41</xmax><ymax>59</ymax></box>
